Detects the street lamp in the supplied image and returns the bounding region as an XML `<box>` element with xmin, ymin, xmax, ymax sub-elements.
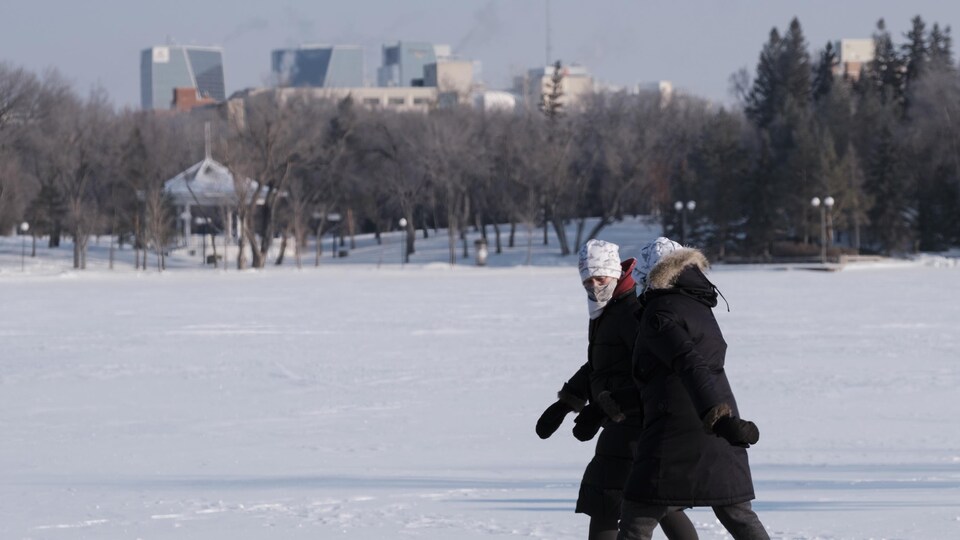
<box><xmin>19</xmin><ymin>222</ymin><xmax>29</xmax><ymax>272</ymax></box>
<box><xmin>398</xmin><ymin>217</ymin><xmax>408</xmax><ymax>266</ymax></box>
<box><xmin>312</xmin><ymin>211</ymin><xmax>323</xmax><ymax>266</ymax></box>
<box><xmin>194</xmin><ymin>217</ymin><xmax>208</xmax><ymax>263</ymax></box>
<box><xmin>811</xmin><ymin>196</ymin><xmax>835</xmax><ymax>264</ymax></box>
<box><xmin>328</xmin><ymin>213</ymin><xmax>342</xmax><ymax>259</ymax></box>
<box><xmin>673</xmin><ymin>200</ymin><xmax>695</xmax><ymax>245</ymax></box>
<box><xmin>179</xmin><ymin>210</ymin><xmax>192</xmax><ymax>245</ymax></box>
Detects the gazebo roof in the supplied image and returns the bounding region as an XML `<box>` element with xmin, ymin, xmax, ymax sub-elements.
<box><xmin>163</xmin><ymin>157</ymin><xmax>260</xmax><ymax>206</ymax></box>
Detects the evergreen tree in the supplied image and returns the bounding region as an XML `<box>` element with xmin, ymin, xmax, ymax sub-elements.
<box><xmin>780</xmin><ymin>18</ymin><xmax>812</xmax><ymax>107</ymax></box>
<box><xmin>746</xmin><ymin>19</ymin><xmax>812</xmax><ymax>128</ymax></box>
<box><xmin>869</xmin><ymin>19</ymin><xmax>906</xmax><ymax>107</ymax></box>
<box><xmin>814</xmin><ymin>76</ymin><xmax>855</xmax><ymax>159</ymax></box>
<box><xmin>690</xmin><ymin>109</ymin><xmax>751</xmax><ymax>259</ymax></box>
<box><xmin>928</xmin><ymin>23</ymin><xmax>954</xmax><ymax>70</ymax></box>
<box><xmin>902</xmin><ymin>65</ymin><xmax>960</xmax><ymax>250</ymax></box>
<box><xmin>539</xmin><ymin>60</ymin><xmax>564</xmax><ymax>121</ymax></box>
<box><xmin>864</xmin><ymin>124</ymin><xmax>915</xmax><ymax>254</ymax></box>
<box><xmin>745</xmin><ymin>28</ymin><xmax>783</xmax><ymax>129</ymax></box>
<box><xmin>742</xmin><ymin>132</ymin><xmax>778</xmax><ymax>258</ymax></box>
<box><xmin>902</xmin><ymin>15</ymin><xmax>928</xmax><ymax>91</ymax></box>
<box><xmin>812</xmin><ymin>41</ymin><xmax>838</xmax><ymax>102</ymax></box>
<box><xmin>776</xmin><ymin>99</ymin><xmax>821</xmax><ymax>241</ymax></box>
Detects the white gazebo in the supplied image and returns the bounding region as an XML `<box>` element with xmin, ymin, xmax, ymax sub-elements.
<box><xmin>163</xmin><ymin>156</ymin><xmax>261</xmax><ymax>242</ymax></box>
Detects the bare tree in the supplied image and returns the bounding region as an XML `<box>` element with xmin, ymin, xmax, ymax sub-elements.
<box><xmin>362</xmin><ymin>111</ymin><xmax>431</xmax><ymax>261</ymax></box>
<box><xmin>420</xmin><ymin>108</ymin><xmax>478</xmax><ymax>265</ymax></box>
<box><xmin>285</xmin><ymin>96</ymin><xmax>358</xmax><ymax>268</ymax></box>
<box><xmin>570</xmin><ymin>93</ymin><xmax>653</xmax><ymax>248</ymax></box>
<box><xmin>221</xmin><ymin>90</ymin><xmax>312</xmax><ymax>268</ymax></box>
<box><xmin>117</xmin><ymin>111</ymin><xmax>193</xmax><ymax>270</ymax></box>
<box><xmin>25</xmin><ymin>86</ymin><xmax>114</xmax><ymax>269</ymax></box>
<box><xmin>0</xmin><ymin>64</ymin><xmax>43</xmax><ymax>233</ymax></box>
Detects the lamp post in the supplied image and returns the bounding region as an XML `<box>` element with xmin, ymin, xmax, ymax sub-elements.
<box><xmin>19</xmin><ymin>222</ymin><xmax>29</xmax><ymax>272</ymax></box>
<box><xmin>398</xmin><ymin>217</ymin><xmax>408</xmax><ymax>266</ymax></box>
<box><xmin>811</xmin><ymin>196</ymin><xmax>835</xmax><ymax>264</ymax></box>
<box><xmin>194</xmin><ymin>217</ymin><xmax>208</xmax><ymax>263</ymax></box>
<box><xmin>328</xmin><ymin>213</ymin><xmax>341</xmax><ymax>259</ymax></box>
<box><xmin>312</xmin><ymin>211</ymin><xmax>323</xmax><ymax>266</ymax></box>
<box><xmin>673</xmin><ymin>200</ymin><xmax>696</xmax><ymax>245</ymax></box>
<box><xmin>179</xmin><ymin>210</ymin><xmax>192</xmax><ymax>245</ymax></box>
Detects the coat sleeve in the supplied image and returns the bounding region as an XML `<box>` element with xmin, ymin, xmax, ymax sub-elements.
<box><xmin>642</xmin><ymin>310</ymin><xmax>725</xmax><ymax>418</ymax></box>
<box><xmin>563</xmin><ymin>361</ymin><xmax>592</xmax><ymax>401</ymax></box>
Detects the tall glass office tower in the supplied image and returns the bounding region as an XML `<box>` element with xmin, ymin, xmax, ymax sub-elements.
<box><xmin>141</xmin><ymin>45</ymin><xmax>225</xmax><ymax>109</ymax></box>
<box><xmin>378</xmin><ymin>42</ymin><xmax>447</xmax><ymax>87</ymax></box>
<box><xmin>272</xmin><ymin>45</ymin><xmax>364</xmax><ymax>87</ymax></box>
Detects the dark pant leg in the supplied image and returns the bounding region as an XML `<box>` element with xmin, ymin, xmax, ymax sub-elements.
<box><xmin>589</xmin><ymin>514</ymin><xmax>619</xmax><ymax>540</ymax></box>
<box><xmin>616</xmin><ymin>500</ymin><xmax>667</xmax><ymax>540</ymax></box>
<box><xmin>659</xmin><ymin>508</ymin><xmax>699</xmax><ymax>540</ymax></box>
<box><xmin>712</xmin><ymin>502</ymin><xmax>769</xmax><ymax>540</ymax></box>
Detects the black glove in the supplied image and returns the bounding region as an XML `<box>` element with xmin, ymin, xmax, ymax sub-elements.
<box><xmin>712</xmin><ymin>415</ymin><xmax>760</xmax><ymax>448</ymax></box>
<box><xmin>536</xmin><ymin>401</ymin><xmax>573</xmax><ymax>439</ymax></box>
<box><xmin>572</xmin><ymin>403</ymin><xmax>605</xmax><ymax>441</ymax></box>
<box><xmin>595</xmin><ymin>391</ymin><xmax>626</xmax><ymax>423</ymax></box>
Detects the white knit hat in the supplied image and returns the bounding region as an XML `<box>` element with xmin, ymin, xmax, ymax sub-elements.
<box><xmin>578</xmin><ymin>239</ymin><xmax>622</xmax><ymax>282</ymax></box>
<box><xmin>632</xmin><ymin>236</ymin><xmax>682</xmax><ymax>291</ymax></box>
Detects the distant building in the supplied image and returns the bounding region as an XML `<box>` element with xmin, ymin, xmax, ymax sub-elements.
<box><xmin>638</xmin><ymin>80</ymin><xmax>674</xmax><ymax>106</ymax></box>
<box><xmin>271</xmin><ymin>45</ymin><xmax>364</xmax><ymax>87</ymax></box>
<box><xmin>172</xmin><ymin>87</ymin><xmax>218</xmax><ymax>112</ymax></box>
<box><xmin>141</xmin><ymin>45</ymin><xmax>225</xmax><ymax>110</ymax></box>
<box><xmin>378</xmin><ymin>42</ymin><xmax>450</xmax><ymax>87</ymax></box>
<box><xmin>514</xmin><ymin>64</ymin><xmax>594</xmax><ymax>111</ymax></box>
<box><xmin>424</xmin><ymin>59</ymin><xmax>475</xmax><ymax>105</ymax></box>
<box><xmin>833</xmin><ymin>39</ymin><xmax>874</xmax><ymax>80</ymax></box>
<box><xmin>472</xmin><ymin>90</ymin><xmax>518</xmax><ymax>112</ymax></box>
<box><xmin>424</xmin><ymin>59</ymin><xmax>474</xmax><ymax>93</ymax></box>
<box><xmin>226</xmin><ymin>87</ymin><xmax>438</xmax><ymax>125</ymax></box>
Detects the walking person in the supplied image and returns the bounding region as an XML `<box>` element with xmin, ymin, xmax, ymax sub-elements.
<box><xmin>536</xmin><ymin>239</ymin><xmax>698</xmax><ymax>540</ymax></box>
<box><xmin>614</xmin><ymin>237</ymin><xmax>768</xmax><ymax>540</ymax></box>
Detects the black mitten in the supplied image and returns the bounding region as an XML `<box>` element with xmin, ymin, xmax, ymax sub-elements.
<box><xmin>536</xmin><ymin>401</ymin><xmax>573</xmax><ymax>439</ymax></box>
<box><xmin>572</xmin><ymin>403</ymin><xmax>605</xmax><ymax>441</ymax></box>
<box><xmin>712</xmin><ymin>415</ymin><xmax>760</xmax><ymax>448</ymax></box>
<box><xmin>595</xmin><ymin>391</ymin><xmax>626</xmax><ymax>423</ymax></box>
<box><xmin>536</xmin><ymin>383</ymin><xmax>586</xmax><ymax>439</ymax></box>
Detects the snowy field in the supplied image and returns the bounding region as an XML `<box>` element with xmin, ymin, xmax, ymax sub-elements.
<box><xmin>1</xmin><ymin>219</ymin><xmax>959</xmax><ymax>539</ymax></box>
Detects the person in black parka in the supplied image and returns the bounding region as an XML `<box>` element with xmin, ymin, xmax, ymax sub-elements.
<box><xmin>614</xmin><ymin>237</ymin><xmax>768</xmax><ymax>540</ymax></box>
<box><xmin>536</xmin><ymin>239</ymin><xmax>697</xmax><ymax>540</ymax></box>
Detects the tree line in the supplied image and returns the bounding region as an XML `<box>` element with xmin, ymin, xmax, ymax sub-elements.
<box><xmin>1</xmin><ymin>15</ymin><xmax>958</xmax><ymax>270</ymax></box>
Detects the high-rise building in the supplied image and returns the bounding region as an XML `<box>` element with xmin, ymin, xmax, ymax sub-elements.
<box><xmin>833</xmin><ymin>39</ymin><xmax>874</xmax><ymax>80</ymax></box>
<box><xmin>141</xmin><ymin>45</ymin><xmax>225</xmax><ymax>110</ymax></box>
<box><xmin>271</xmin><ymin>45</ymin><xmax>364</xmax><ymax>87</ymax></box>
<box><xmin>378</xmin><ymin>42</ymin><xmax>450</xmax><ymax>87</ymax></box>
<box><xmin>423</xmin><ymin>60</ymin><xmax>474</xmax><ymax>94</ymax></box>
<box><xmin>514</xmin><ymin>64</ymin><xmax>594</xmax><ymax>111</ymax></box>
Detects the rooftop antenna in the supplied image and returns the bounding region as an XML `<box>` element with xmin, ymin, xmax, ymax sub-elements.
<box><xmin>545</xmin><ymin>0</ymin><xmax>552</xmax><ymax>66</ymax></box>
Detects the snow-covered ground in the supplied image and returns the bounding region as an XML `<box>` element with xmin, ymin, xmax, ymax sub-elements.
<box><xmin>1</xmin><ymin>219</ymin><xmax>958</xmax><ymax>539</ymax></box>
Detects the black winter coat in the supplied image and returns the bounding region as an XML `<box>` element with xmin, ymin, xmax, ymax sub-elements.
<box><xmin>623</xmin><ymin>248</ymin><xmax>755</xmax><ymax>507</ymax></box>
<box><xmin>563</xmin><ymin>261</ymin><xmax>646</xmax><ymax>519</ymax></box>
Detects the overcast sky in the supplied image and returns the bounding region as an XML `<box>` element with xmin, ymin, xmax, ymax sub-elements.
<box><xmin>4</xmin><ymin>0</ymin><xmax>960</xmax><ymax>109</ymax></box>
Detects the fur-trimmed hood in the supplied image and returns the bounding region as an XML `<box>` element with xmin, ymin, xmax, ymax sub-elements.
<box><xmin>645</xmin><ymin>248</ymin><xmax>710</xmax><ymax>291</ymax></box>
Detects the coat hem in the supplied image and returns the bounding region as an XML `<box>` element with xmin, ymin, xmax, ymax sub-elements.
<box><xmin>623</xmin><ymin>494</ymin><xmax>755</xmax><ymax>507</ymax></box>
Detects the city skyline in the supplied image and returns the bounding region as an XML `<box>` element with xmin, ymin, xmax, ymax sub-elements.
<box><xmin>4</xmin><ymin>0</ymin><xmax>960</xmax><ymax>109</ymax></box>
<box><xmin>140</xmin><ymin>45</ymin><xmax>225</xmax><ymax>109</ymax></box>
